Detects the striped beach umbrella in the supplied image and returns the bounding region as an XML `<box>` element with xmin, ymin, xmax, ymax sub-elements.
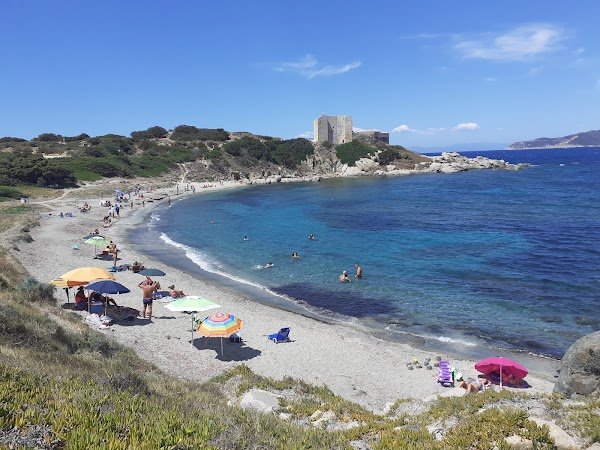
<box><xmin>197</xmin><ymin>313</ymin><xmax>243</xmax><ymax>355</ymax></box>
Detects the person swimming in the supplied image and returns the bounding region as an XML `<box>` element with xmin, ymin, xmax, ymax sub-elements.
<box><xmin>292</xmin><ymin>252</ymin><xmax>300</xmax><ymax>260</ymax></box>
<box><xmin>339</xmin><ymin>271</ymin><xmax>351</xmax><ymax>282</ymax></box>
<box><xmin>308</xmin><ymin>233</ymin><xmax>315</xmax><ymax>240</ymax></box>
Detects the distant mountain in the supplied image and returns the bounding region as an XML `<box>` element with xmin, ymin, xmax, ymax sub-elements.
<box><xmin>507</xmin><ymin>129</ymin><xmax>600</xmax><ymax>150</ymax></box>
<box><xmin>409</xmin><ymin>142</ymin><xmax>508</xmax><ymax>154</ymax></box>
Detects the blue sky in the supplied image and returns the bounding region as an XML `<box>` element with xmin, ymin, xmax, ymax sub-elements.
<box><xmin>1</xmin><ymin>1</ymin><xmax>599</xmax><ymax>150</ymax></box>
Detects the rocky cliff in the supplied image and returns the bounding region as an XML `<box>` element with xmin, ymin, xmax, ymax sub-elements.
<box><xmin>507</xmin><ymin>129</ymin><xmax>600</xmax><ymax>149</ymax></box>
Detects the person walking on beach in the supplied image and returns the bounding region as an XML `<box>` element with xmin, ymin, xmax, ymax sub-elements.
<box><xmin>138</xmin><ymin>279</ymin><xmax>159</xmax><ymax>320</ymax></box>
<box><xmin>355</xmin><ymin>263</ymin><xmax>363</xmax><ymax>279</ymax></box>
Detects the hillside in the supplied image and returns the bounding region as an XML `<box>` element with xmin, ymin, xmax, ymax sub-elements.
<box><xmin>507</xmin><ymin>129</ymin><xmax>600</xmax><ymax>149</ymax></box>
<box><xmin>0</xmin><ymin>126</ymin><xmax>428</xmax><ymax>188</ymax></box>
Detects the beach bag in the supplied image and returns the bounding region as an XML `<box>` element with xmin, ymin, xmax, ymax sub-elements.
<box><xmin>229</xmin><ymin>333</ymin><xmax>242</xmax><ymax>343</ymax></box>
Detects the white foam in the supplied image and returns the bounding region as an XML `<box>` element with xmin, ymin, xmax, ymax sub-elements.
<box><xmin>384</xmin><ymin>326</ymin><xmax>477</xmax><ymax>347</ymax></box>
<box><xmin>148</xmin><ymin>212</ymin><xmax>161</xmax><ymax>229</ymax></box>
<box><xmin>160</xmin><ymin>233</ymin><xmax>291</xmax><ymax>298</ymax></box>
<box><xmin>437</xmin><ymin>336</ymin><xmax>477</xmax><ymax>347</ymax></box>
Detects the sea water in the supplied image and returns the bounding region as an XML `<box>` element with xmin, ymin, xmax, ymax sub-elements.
<box><xmin>131</xmin><ymin>148</ymin><xmax>600</xmax><ymax>360</ymax></box>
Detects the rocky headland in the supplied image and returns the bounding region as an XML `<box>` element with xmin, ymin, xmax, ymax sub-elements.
<box><xmin>507</xmin><ymin>129</ymin><xmax>600</xmax><ymax>149</ymax></box>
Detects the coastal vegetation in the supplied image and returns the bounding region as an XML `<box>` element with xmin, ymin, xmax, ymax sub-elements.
<box><xmin>0</xmin><ymin>125</ymin><xmax>428</xmax><ymax>188</ymax></box>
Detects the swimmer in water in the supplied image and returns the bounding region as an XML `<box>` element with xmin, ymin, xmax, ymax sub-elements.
<box><xmin>292</xmin><ymin>252</ymin><xmax>300</xmax><ymax>260</ymax></box>
<box><xmin>244</xmin><ymin>236</ymin><xmax>248</xmax><ymax>241</ymax></box>
<box><xmin>355</xmin><ymin>263</ymin><xmax>363</xmax><ymax>279</ymax></box>
<box><xmin>308</xmin><ymin>233</ymin><xmax>315</xmax><ymax>240</ymax></box>
<box><xmin>265</xmin><ymin>262</ymin><xmax>274</xmax><ymax>268</ymax></box>
<box><xmin>339</xmin><ymin>271</ymin><xmax>351</xmax><ymax>282</ymax></box>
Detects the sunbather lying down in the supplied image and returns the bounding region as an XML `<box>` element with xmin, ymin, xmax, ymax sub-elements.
<box><xmin>458</xmin><ymin>375</ymin><xmax>491</xmax><ymax>393</ymax></box>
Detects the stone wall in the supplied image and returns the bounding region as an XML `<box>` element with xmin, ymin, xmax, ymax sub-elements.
<box><xmin>313</xmin><ymin>115</ymin><xmax>352</xmax><ymax>145</ymax></box>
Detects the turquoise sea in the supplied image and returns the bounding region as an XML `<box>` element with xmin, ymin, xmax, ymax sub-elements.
<box><xmin>130</xmin><ymin>148</ymin><xmax>600</xmax><ymax>361</ymax></box>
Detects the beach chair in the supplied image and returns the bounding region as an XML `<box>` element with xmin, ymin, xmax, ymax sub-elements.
<box><xmin>437</xmin><ymin>361</ymin><xmax>454</xmax><ymax>387</ymax></box>
<box><xmin>268</xmin><ymin>327</ymin><xmax>290</xmax><ymax>344</ymax></box>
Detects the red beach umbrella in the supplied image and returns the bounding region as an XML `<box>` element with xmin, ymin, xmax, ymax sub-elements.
<box><xmin>475</xmin><ymin>357</ymin><xmax>528</xmax><ymax>387</ymax></box>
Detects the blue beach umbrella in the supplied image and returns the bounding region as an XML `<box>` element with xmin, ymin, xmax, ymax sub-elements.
<box><xmin>139</xmin><ymin>268</ymin><xmax>166</xmax><ymax>277</ymax></box>
<box><xmin>84</xmin><ymin>280</ymin><xmax>130</xmax><ymax>316</ymax></box>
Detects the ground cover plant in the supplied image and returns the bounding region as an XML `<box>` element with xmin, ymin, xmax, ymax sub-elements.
<box><xmin>0</xmin><ymin>189</ymin><xmax>598</xmax><ymax>449</ymax></box>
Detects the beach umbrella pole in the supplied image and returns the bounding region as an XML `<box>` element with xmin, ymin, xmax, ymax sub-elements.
<box><xmin>500</xmin><ymin>365</ymin><xmax>503</xmax><ymax>389</ymax></box>
<box><xmin>221</xmin><ymin>337</ymin><xmax>223</xmax><ymax>356</ymax></box>
<box><xmin>191</xmin><ymin>316</ymin><xmax>194</xmax><ymax>348</ymax></box>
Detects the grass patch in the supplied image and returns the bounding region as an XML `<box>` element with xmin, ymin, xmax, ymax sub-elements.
<box><xmin>0</xmin><ymin>287</ymin><xmax>350</xmax><ymax>449</ymax></box>
<box><xmin>16</xmin><ymin>185</ymin><xmax>63</xmax><ymax>200</ymax></box>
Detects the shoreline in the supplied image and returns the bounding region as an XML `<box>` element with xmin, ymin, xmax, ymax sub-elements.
<box><xmin>10</xmin><ymin>179</ymin><xmax>559</xmax><ymax>412</ymax></box>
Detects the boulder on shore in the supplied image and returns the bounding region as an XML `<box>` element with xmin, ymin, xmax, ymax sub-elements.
<box><xmin>554</xmin><ymin>330</ymin><xmax>600</xmax><ymax>398</ymax></box>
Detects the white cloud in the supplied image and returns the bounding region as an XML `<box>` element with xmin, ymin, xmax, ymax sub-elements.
<box><xmin>392</xmin><ymin>125</ymin><xmax>445</xmax><ymax>135</ymax></box>
<box><xmin>485</xmin><ymin>77</ymin><xmax>497</xmax><ymax>82</ymax></box>
<box><xmin>453</xmin><ymin>122</ymin><xmax>480</xmax><ymax>131</ymax></box>
<box><xmin>297</xmin><ymin>131</ymin><xmax>313</xmax><ymax>139</ymax></box>
<box><xmin>455</xmin><ymin>24</ymin><xmax>566</xmax><ymax>61</ymax></box>
<box><xmin>574</xmin><ymin>47</ymin><xmax>585</xmax><ymax>56</ymax></box>
<box><xmin>274</xmin><ymin>54</ymin><xmax>361</xmax><ymax>79</ymax></box>
<box><xmin>392</xmin><ymin>124</ymin><xmax>419</xmax><ymax>133</ymax></box>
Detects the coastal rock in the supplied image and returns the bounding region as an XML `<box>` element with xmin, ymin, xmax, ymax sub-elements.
<box><xmin>554</xmin><ymin>331</ymin><xmax>600</xmax><ymax>398</ymax></box>
<box><xmin>239</xmin><ymin>389</ymin><xmax>281</xmax><ymax>414</ymax></box>
<box><xmin>312</xmin><ymin>410</ymin><xmax>336</xmax><ymax>427</ymax></box>
<box><xmin>425</xmin><ymin>152</ymin><xmax>524</xmax><ymax>173</ymax></box>
<box><xmin>505</xmin><ymin>435</ymin><xmax>534</xmax><ymax>449</ymax></box>
<box><xmin>354</xmin><ymin>157</ymin><xmax>379</xmax><ymax>172</ymax></box>
<box><xmin>342</xmin><ymin>166</ymin><xmax>366</xmax><ymax>177</ymax></box>
<box><xmin>528</xmin><ymin>418</ymin><xmax>577</xmax><ymax>450</ymax></box>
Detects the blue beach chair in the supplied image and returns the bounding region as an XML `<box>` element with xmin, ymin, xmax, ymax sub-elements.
<box><xmin>268</xmin><ymin>327</ymin><xmax>290</xmax><ymax>344</ymax></box>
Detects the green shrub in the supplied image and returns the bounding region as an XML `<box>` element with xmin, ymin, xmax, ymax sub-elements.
<box><xmin>171</xmin><ymin>125</ymin><xmax>230</xmax><ymax>141</ymax></box>
<box><xmin>0</xmin><ymin>186</ymin><xmax>25</xmax><ymax>201</ymax></box>
<box><xmin>206</xmin><ymin>148</ymin><xmax>222</xmax><ymax>160</ymax></box>
<box><xmin>18</xmin><ymin>277</ymin><xmax>55</xmax><ymax>304</ymax></box>
<box><xmin>335</xmin><ymin>141</ymin><xmax>374</xmax><ymax>166</ymax></box>
<box><xmin>130</xmin><ymin>126</ymin><xmax>168</xmax><ymax>140</ymax></box>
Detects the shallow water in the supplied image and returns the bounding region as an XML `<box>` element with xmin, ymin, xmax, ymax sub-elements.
<box><xmin>134</xmin><ymin>147</ymin><xmax>600</xmax><ymax>360</ymax></box>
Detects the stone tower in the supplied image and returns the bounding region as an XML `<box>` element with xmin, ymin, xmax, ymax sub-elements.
<box><xmin>313</xmin><ymin>115</ymin><xmax>353</xmax><ymax>145</ymax></box>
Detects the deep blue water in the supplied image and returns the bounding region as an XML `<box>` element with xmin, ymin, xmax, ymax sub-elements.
<box><xmin>141</xmin><ymin>148</ymin><xmax>600</xmax><ymax>359</ymax></box>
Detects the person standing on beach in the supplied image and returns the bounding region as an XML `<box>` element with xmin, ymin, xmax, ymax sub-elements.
<box><xmin>138</xmin><ymin>279</ymin><xmax>158</xmax><ymax>320</ymax></box>
<box><xmin>355</xmin><ymin>263</ymin><xmax>363</xmax><ymax>279</ymax></box>
<box><xmin>167</xmin><ymin>196</ymin><xmax>171</xmax><ymax>206</ymax></box>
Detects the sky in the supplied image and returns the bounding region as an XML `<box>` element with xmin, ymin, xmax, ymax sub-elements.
<box><xmin>1</xmin><ymin>1</ymin><xmax>599</xmax><ymax>150</ymax></box>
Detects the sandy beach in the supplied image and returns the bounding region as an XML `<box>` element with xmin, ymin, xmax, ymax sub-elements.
<box><xmin>11</xmin><ymin>180</ymin><xmax>559</xmax><ymax>413</ymax></box>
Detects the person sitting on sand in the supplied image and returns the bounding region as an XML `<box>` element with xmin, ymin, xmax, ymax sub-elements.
<box><xmin>339</xmin><ymin>271</ymin><xmax>351</xmax><ymax>282</ymax></box>
<box><xmin>168</xmin><ymin>284</ymin><xmax>185</xmax><ymax>299</ymax></box>
<box><xmin>499</xmin><ymin>372</ymin><xmax>524</xmax><ymax>387</ymax></box>
<box><xmin>458</xmin><ymin>375</ymin><xmax>491</xmax><ymax>393</ymax></box>
<box><xmin>75</xmin><ymin>287</ymin><xmax>87</xmax><ymax>306</ymax></box>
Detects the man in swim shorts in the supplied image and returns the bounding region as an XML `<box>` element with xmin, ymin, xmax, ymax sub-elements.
<box><xmin>138</xmin><ymin>279</ymin><xmax>159</xmax><ymax>320</ymax></box>
<box><xmin>355</xmin><ymin>263</ymin><xmax>363</xmax><ymax>279</ymax></box>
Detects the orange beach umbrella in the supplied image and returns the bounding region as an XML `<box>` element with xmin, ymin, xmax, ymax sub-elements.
<box><xmin>56</xmin><ymin>267</ymin><xmax>115</xmax><ymax>283</ymax></box>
